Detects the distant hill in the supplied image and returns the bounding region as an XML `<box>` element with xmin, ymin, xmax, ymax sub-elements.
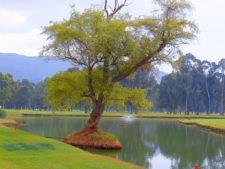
<box><xmin>0</xmin><ymin>53</ymin><xmax>166</xmax><ymax>83</ymax></box>
<box><xmin>0</xmin><ymin>53</ymin><xmax>72</xmax><ymax>82</ymax></box>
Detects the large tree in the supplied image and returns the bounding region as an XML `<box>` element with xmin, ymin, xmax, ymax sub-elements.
<box><xmin>42</xmin><ymin>0</ymin><xmax>197</xmax><ymax>148</ymax></box>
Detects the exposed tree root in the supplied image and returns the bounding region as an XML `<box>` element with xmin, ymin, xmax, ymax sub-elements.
<box><xmin>63</xmin><ymin>129</ymin><xmax>122</xmax><ymax>149</ymax></box>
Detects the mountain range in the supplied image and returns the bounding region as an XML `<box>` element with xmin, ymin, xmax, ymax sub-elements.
<box><xmin>0</xmin><ymin>53</ymin><xmax>72</xmax><ymax>82</ymax></box>
<box><xmin>0</xmin><ymin>53</ymin><xmax>165</xmax><ymax>83</ymax></box>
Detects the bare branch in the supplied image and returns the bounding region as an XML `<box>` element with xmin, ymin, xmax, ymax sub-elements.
<box><xmin>114</xmin><ymin>0</ymin><xmax>119</xmax><ymax>12</ymax></box>
<box><xmin>104</xmin><ymin>0</ymin><xmax>109</xmax><ymax>17</ymax></box>
<box><xmin>104</xmin><ymin>0</ymin><xmax>128</xmax><ymax>18</ymax></box>
<box><xmin>66</xmin><ymin>46</ymin><xmax>87</xmax><ymax>66</ymax></box>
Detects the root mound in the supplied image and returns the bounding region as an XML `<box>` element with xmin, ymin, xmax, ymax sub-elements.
<box><xmin>63</xmin><ymin>129</ymin><xmax>122</xmax><ymax>149</ymax></box>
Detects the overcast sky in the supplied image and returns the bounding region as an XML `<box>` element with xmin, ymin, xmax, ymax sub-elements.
<box><xmin>0</xmin><ymin>0</ymin><xmax>225</xmax><ymax>71</ymax></box>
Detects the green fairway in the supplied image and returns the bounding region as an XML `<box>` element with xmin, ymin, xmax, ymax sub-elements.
<box><xmin>0</xmin><ymin>127</ymin><xmax>142</xmax><ymax>169</ymax></box>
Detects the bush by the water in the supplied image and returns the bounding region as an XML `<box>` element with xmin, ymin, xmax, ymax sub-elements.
<box><xmin>0</xmin><ymin>110</ymin><xmax>6</xmax><ymax>118</ymax></box>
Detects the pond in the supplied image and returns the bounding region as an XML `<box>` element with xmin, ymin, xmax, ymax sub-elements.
<box><xmin>16</xmin><ymin>116</ymin><xmax>225</xmax><ymax>169</ymax></box>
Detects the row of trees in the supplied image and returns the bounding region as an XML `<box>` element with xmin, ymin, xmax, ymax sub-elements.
<box><xmin>156</xmin><ymin>53</ymin><xmax>225</xmax><ymax>115</ymax></box>
<box><xmin>0</xmin><ymin>53</ymin><xmax>225</xmax><ymax>115</ymax></box>
<box><xmin>1</xmin><ymin>53</ymin><xmax>225</xmax><ymax>115</ymax></box>
<box><xmin>0</xmin><ymin>73</ymin><xmax>46</xmax><ymax>109</ymax></box>
<box><xmin>0</xmin><ymin>71</ymin><xmax>152</xmax><ymax>112</ymax></box>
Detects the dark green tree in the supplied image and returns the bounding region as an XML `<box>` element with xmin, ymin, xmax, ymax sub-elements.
<box><xmin>0</xmin><ymin>73</ymin><xmax>14</xmax><ymax>108</ymax></box>
<box><xmin>215</xmin><ymin>59</ymin><xmax>225</xmax><ymax>115</ymax></box>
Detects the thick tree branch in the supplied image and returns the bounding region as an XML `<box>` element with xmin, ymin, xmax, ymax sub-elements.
<box><xmin>104</xmin><ymin>0</ymin><xmax>109</xmax><ymax>17</ymax></box>
<box><xmin>112</xmin><ymin>41</ymin><xmax>166</xmax><ymax>82</ymax></box>
<box><xmin>66</xmin><ymin>47</ymin><xmax>87</xmax><ymax>66</ymax></box>
<box><xmin>87</xmin><ymin>66</ymin><xmax>97</xmax><ymax>105</ymax></box>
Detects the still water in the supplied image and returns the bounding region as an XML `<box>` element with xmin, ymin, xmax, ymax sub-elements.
<box><xmin>16</xmin><ymin>116</ymin><xmax>225</xmax><ymax>169</ymax></box>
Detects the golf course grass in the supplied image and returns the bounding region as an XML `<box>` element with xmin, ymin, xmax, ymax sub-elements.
<box><xmin>0</xmin><ymin>126</ymin><xmax>142</xmax><ymax>169</ymax></box>
<box><xmin>180</xmin><ymin>119</ymin><xmax>225</xmax><ymax>134</ymax></box>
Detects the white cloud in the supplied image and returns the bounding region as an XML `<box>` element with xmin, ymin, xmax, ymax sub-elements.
<box><xmin>0</xmin><ymin>9</ymin><xmax>27</xmax><ymax>29</ymax></box>
<box><xmin>0</xmin><ymin>28</ymin><xmax>45</xmax><ymax>56</ymax></box>
<box><xmin>0</xmin><ymin>0</ymin><xmax>225</xmax><ymax>62</ymax></box>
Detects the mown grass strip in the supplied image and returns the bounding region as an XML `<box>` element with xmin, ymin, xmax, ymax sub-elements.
<box><xmin>5</xmin><ymin>109</ymin><xmax>225</xmax><ymax>119</ymax></box>
<box><xmin>0</xmin><ymin>127</ymin><xmax>142</xmax><ymax>169</ymax></box>
<box><xmin>180</xmin><ymin>119</ymin><xmax>225</xmax><ymax>134</ymax></box>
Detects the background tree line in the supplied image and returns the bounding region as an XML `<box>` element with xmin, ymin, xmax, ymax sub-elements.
<box><xmin>156</xmin><ymin>53</ymin><xmax>225</xmax><ymax>115</ymax></box>
<box><xmin>0</xmin><ymin>75</ymin><xmax>46</xmax><ymax>109</ymax></box>
<box><xmin>1</xmin><ymin>53</ymin><xmax>225</xmax><ymax>115</ymax></box>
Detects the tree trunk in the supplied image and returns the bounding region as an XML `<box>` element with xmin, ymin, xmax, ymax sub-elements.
<box><xmin>84</xmin><ymin>105</ymin><xmax>89</xmax><ymax>113</ymax></box>
<box><xmin>205</xmin><ymin>80</ymin><xmax>211</xmax><ymax>114</ymax></box>
<box><xmin>221</xmin><ymin>80</ymin><xmax>224</xmax><ymax>116</ymax></box>
<box><xmin>84</xmin><ymin>96</ymin><xmax>105</xmax><ymax>134</ymax></box>
<box><xmin>63</xmin><ymin>94</ymin><xmax>122</xmax><ymax>149</ymax></box>
<box><xmin>185</xmin><ymin>94</ymin><xmax>189</xmax><ymax>115</ymax></box>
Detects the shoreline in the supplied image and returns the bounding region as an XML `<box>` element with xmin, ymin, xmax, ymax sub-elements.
<box><xmin>0</xmin><ymin>126</ymin><xmax>142</xmax><ymax>169</ymax></box>
<box><xmin>0</xmin><ymin>119</ymin><xmax>19</xmax><ymax>128</ymax></box>
<box><xmin>20</xmin><ymin>113</ymin><xmax>225</xmax><ymax>119</ymax></box>
<box><xmin>5</xmin><ymin>109</ymin><xmax>225</xmax><ymax>119</ymax></box>
<box><xmin>4</xmin><ymin>109</ymin><xmax>225</xmax><ymax>136</ymax></box>
<box><xmin>179</xmin><ymin>120</ymin><xmax>225</xmax><ymax>135</ymax></box>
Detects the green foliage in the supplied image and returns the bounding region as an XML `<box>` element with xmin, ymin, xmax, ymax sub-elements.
<box><xmin>108</xmin><ymin>84</ymin><xmax>152</xmax><ymax>112</ymax></box>
<box><xmin>41</xmin><ymin>1</ymin><xmax>197</xmax><ymax>76</ymax></box>
<box><xmin>45</xmin><ymin>71</ymin><xmax>151</xmax><ymax>112</ymax></box>
<box><xmin>0</xmin><ymin>73</ymin><xmax>13</xmax><ymax>105</ymax></box>
<box><xmin>5</xmin><ymin>79</ymin><xmax>46</xmax><ymax>109</ymax></box>
<box><xmin>45</xmin><ymin>71</ymin><xmax>88</xmax><ymax>110</ymax></box>
<box><xmin>127</xmin><ymin>88</ymin><xmax>152</xmax><ymax>112</ymax></box>
<box><xmin>0</xmin><ymin>109</ymin><xmax>6</xmax><ymax>118</ymax></box>
<box><xmin>156</xmin><ymin>54</ymin><xmax>225</xmax><ymax>114</ymax></box>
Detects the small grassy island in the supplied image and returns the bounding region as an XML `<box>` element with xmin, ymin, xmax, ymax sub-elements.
<box><xmin>0</xmin><ymin>124</ymin><xmax>141</xmax><ymax>169</ymax></box>
<box><xmin>180</xmin><ymin>119</ymin><xmax>225</xmax><ymax>134</ymax></box>
<box><xmin>64</xmin><ymin>130</ymin><xmax>122</xmax><ymax>149</ymax></box>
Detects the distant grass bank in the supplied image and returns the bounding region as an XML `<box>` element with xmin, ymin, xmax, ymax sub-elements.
<box><xmin>180</xmin><ymin>119</ymin><xmax>225</xmax><ymax>134</ymax></box>
<box><xmin>0</xmin><ymin>127</ymin><xmax>142</xmax><ymax>169</ymax></box>
<box><xmin>5</xmin><ymin>109</ymin><xmax>225</xmax><ymax>119</ymax></box>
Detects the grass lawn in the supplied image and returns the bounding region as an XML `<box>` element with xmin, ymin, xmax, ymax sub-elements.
<box><xmin>0</xmin><ymin>127</ymin><xmax>142</xmax><ymax>169</ymax></box>
<box><xmin>180</xmin><ymin>119</ymin><xmax>225</xmax><ymax>131</ymax></box>
<box><xmin>5</xmin><ymin>109</ymin><xmax>126</xmax><ymax>117</ymax></box>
